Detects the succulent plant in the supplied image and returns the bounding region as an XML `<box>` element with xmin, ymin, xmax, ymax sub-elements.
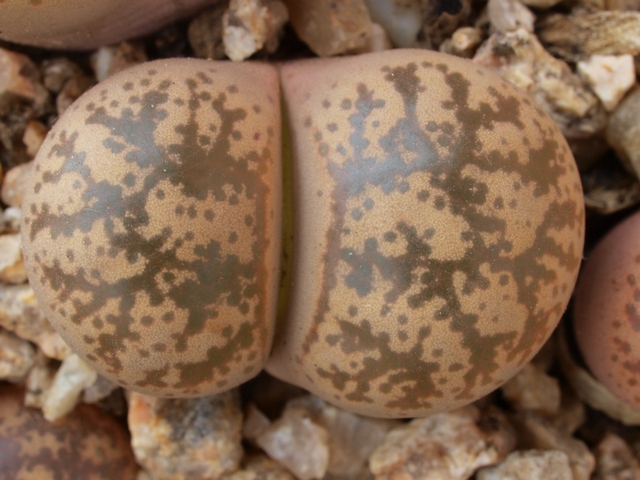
<box><xmin>21</xmin><ymin>50</ymin><xmax>585</xmax><ymax>418</ymax></box>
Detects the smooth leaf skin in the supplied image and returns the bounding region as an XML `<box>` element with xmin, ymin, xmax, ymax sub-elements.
<box><xmin>21</xmin><ymin>58</ymin><xmax>282</xmax><ymax>397</ymax></box>
<box><xmin>268</xmin><ymin>49</ymin><xmax>585</xmax><ymax>418</ymax></box>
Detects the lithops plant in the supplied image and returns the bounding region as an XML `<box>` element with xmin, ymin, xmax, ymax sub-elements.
<box><xmin>21</xmin><ymin>58</ymin><xmax>282</xmax><ymax>397</ymax></box>
<box><xmin>0</xmin><ymin>0</ymin><xmax>216</xmax><ymax>50</ymax></box>
<box><xmin>573</xmin><ymin>209</ymin><xmax>640</xmax><ymax>411</ymax></box>
<box><xmin>267</xmin><ymin>49</ymin><xmax>585</xmax><ymax>417</ymax></box>
<box><xmin>0</xmin><ymin>384</ymin><xmax>138</xmax><ymax>479</ymax></box>
<box><xmin>22</xmin><ymin>49</ymin><xmax>584</xmax><ymax>418</ymax></box>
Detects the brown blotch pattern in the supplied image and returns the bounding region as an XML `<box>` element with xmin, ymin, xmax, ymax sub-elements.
<box><xmin>21</xmin><ymin>59</ymin><xmax>282</xmax><ymax>397</ymax></box>
<box><xmin>0</xmin><ymin>384</ymin><xmax>137</xmax><ymax>480</ymax></box>
<box><xmin>269</xmin><ymin>49</ymin><xmax>584</xmax><ymax>418</ymax></box>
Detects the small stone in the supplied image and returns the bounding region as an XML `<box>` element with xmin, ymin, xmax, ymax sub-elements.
<box><xmin>370</xmin><ymin>405</ymin><xmax>515</xmax><ymax>480</ymax></box>
<box><xmin>41</xmin><ymin>57</ymin><xmax>84</xmax><ymax>94</ymax></box>
<box><xmin>283</xmin><ymin>0</ymin><xmax>372</xmax><ymax>57</ymax></box>
<box><xmin>473</xmin><ymin>28</ymin><xmax>607</xmax><ymax>139</ymax></box>
<box><xmin>593</xmin><ymin>433</ymin><xmax>640</xmax><ymax>480</ymax></box>
<box><xmin>42</xmin><ymin>353</ymin><xmax>98</xmax><ymax>421</ymax></box>
<box><xmin>91</xmin><ymin>41</ymin><xmax>148</xmax><ymax>82</ymax></box>
<box><xmin>0</xmin><ymin>47</ymin><xmax>48</xmax><ymax>112</ymax></box>
<box><xmin>439</xmin><ymin>27</ymin><xmax>484</xmax><ymax>58</ymax></box>
<box><xmin>222</xmin><ymin>0</ymin><xmax>289</xmax><ymax>61</ymax></box>
<box><xmin>606</xmin><ymin>87</ymin><xmax>640</xmax><ymax>179</ymax></box>
<box><xmin>551</xmin><ymin>386</ymin><xmax>586</xmax><ymax>435</ymax></box>
<box><xmin>352</xmin><ymin>23</ymin><xmax>393</xmax><ymax>53</ymax></box>
<box><xmin>0</xmin><ymin>207</ymin><xmax>21</xmax><ymax>234</ymax></box>
<box><xmin>1</xmin><ymin>161</ymin><xmax>33</xmax><ymax>208</ymax></box>
<box><xmin>538</xmin><ymin>9</ymin><xmax>640</xmax><ymax>62</ymax></box>
<box><xmin>24</xmin><ymin>351</ymin><xmax>56</xmax><ymax>409</ymax></box>
<box><xmin>510</xmin><ymin>411</ymin><xmax>595</xmax><ymax>480</ymax></box>
<box><xmin>363</xmin><ymin>0</ymin><xmax>422</xmax><ymax>48</ymax></box>
<box><xmin>22</xmin><ymin>120</ymin><xmax>48</xmax><ymax>158</ymax></box>
<box><xmin>581</xmin><ymin>157</ymin><xmax>640</xmax><ymax>214</ymax></box>
<box><xmin>56</xmin><ymin>74</ymin><xmax>94</xmax><ymax>116</ymax></box>
<box><xmin>577</xmin><ymin>54</ymin><xmax>636</xmax><ymax>111</ymax></box>
<box><xmin>244</xmin><ymin>403</ymin><xmax>272</xmax><ymax>442</ymax></box>
<box><xmin>286</xmin><ymin>394</ymin><xmax>400</xmax><ymax>478</ymax></box>
<box><xmin>82</xmin><ymin>374</ymin><xmax>119</xmax><ymax>404</ymax></box>
<box><xmin>501</xmin><ymin>363</ymin><xmax>561</xmax><ymax>416</ymax></box>
<box><xmin>256</xmin><ymin>406</ymin><xmax>330</xmax><ymax>480</ymax></box>
<box><xmin>224</xmin><ymin>454</ymin><xmax>297</xmax><ymax>480</ymax></box>
<box><xmin>0</xmin><ymin>284</ymin><xmax>72</xmax><ymax>360</ymax></box>
<box><xmin>487</xmin><ymin>0</ymin><xmax>535</xmax><ymax>33</ymax></box>
<box><xmin>188</xmin><ymin>3</ymin><xmax>228</xmax><ymax>59</ymax></box>
<box><xmin>129</xmin><ymin>390</ymin><xmax>243</xmax><ymax>480</ymax></box>
<box><xmin>419</xmin><ymin>0</ymin><xmax>473</xmax><ymax>49</ymax></box>
<box><xmin>0</xmin><ymin>328</ymin><xmax>36</xmax><ymax>382</ymax></box>
<box><xmin>477</xmin><ymin>449</ymin><xmax>574</xmax><ymax>480</ymax></box>
<box><xmin>0</xmin><ymin>233</ymin><xmax>27</xmax><ymax>284</ymax></box>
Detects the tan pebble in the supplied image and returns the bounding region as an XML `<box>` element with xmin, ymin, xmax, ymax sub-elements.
<box><xmin>0</xmin><ymin>233</ymin><xmax>27</xmax><ymax>284</ymax></box>
<box><xmin>22</xmin><ymin>120</ymin><xmax>49</xmax><ymax>158</ymax></box>
<box><xmin>1</xmin><ymin>161</ymin><xmax>33</xmax><ymax>208</ymax></box>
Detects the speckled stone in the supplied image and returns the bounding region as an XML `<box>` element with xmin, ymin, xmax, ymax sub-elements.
<box><xmin>269</xmin><ymin>48</ymin><xmax>585</xmax><ymax>418</ymax></box>
<box><xmin>128</xmin><ymin>390</ymin><xmax>243</xmax><ymax>479</ymax></box>
<box><xmin>21</xmin><ymin>58</ymin><xmax>282</xmax><ymax>397</ymax></box>
<box><xmin>476</xmin><ymin>449</ymin><xmax>573</xmax><ymax>480</ymax></box>
<box><xmin>0</xmin><ymin>384</ymin><xmax>138</xmax><ymax>480</ymax></box>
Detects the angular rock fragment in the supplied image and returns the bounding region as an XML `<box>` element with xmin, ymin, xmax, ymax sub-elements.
<box><xmin>42</xmin><ymin>353</ymin><xmax>98</xmax><ymax>421</ymax></box>
<box><xmin>224</xmin><ymin>454</ymin><xmax>297</xmax><ymax>480</ymax></box>
<box><xmin>91</xmin><ymin>42</ymin><xmax>148</xmax><ymax>82</ymax></box>
<box><xmin>0</xmin><ymin>233</ymin><xmax>27</xmax><ymax>284</ymax></box>
<box><xmin>477</xmin><ymin>449</ymin><xmax>573</xmax><ymax>480</ymax></box>
<box><xmin>487</xmin><ymin>0</ymin><xmax>534</xmax><ymax>33</ymax></box>
<box><xmin>363</xmin><ymin>0</ymin><xmax>422</xmax><ymax>47</ymax></box>
<box><xmin>0</xmin><ymin>327</ymin><xmax>35</xmax><ymax>382</ymax></box>
<box><xmin>24</xmin><ymin>351</ymin><xmax>56</xmax><ymax>409</ymax></box>
<box><xmin>473</xmin><ymin>28</ymin><xmax>607</xmax><ymax>139</ymax></box>
<box><xmin>1</xmin><ymin>161</ymin><xmax>33</xmax><ymax>208</ymax></box>
<box><xmin>606</xmin><ymin>87</ymin><xmax>640</xmax><ymax>180</ymax></box>
<box><xmin>538</xmin><ymin>9</ymin><xmax>640</xmax><ymax>62</ymax></box>
<box><xmin>577</xmin><ymin>54</ymin><xmax>636</xmax><ymax>112</ymax></box>
<box><xmin>22</xmin><ymin>120</ymin><xmax>48</xmax><ymax>158</ymax></box>
<box><xmin>188</xmin><ymin>2</ymin><xmax>229</xmax><ymax>59</ymax></box>
<box><xmin>256</xmin><ymin>406</ymin><xmax>330</xmax><ymax>480</ymax></box>
<box><xmin>510</xmin><ymin>411</ymin><xmax>595</xmax><ymax>480</ymax></box>
<box><xmin>370</xmin><ymin>405</ymin><xmax>515</xmax><ymax>480</ymax></box>
<box><xmin>501</xmin><ymin>363</ymin><xmax>561</xmax><ymax>416</ymax></box>
<box><xmin>128</xmin><ymin>390</ymin><xmax>243</xmax><ymax>480</ymax></box>
<box><xmin>593</xmin><ymin>433</ymin><xmax>640</xmax><ymax>480</ymax></box>
<box><xmin>439</xmin><ymin>27</ymin><xmax>483</xmax><ymax>58</ymax></box>
<box><xmin>223</xmin><ymin>0</ymin><xmax>289</xmax><ymax>61</ymax></box>
<box><xmin>283</xmin><ymin>0</ymin><xmax>372</xmax><ymax>57</ymax></box>
<box><xmin>0</xmin><ymin>284</ymin><xmax>72</xmax><ymax>360</ymax></box>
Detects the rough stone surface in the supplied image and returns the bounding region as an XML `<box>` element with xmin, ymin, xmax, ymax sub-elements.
<box><xmin>538</xmin><ymin>9</ymin><xmax>640</xmax><ymax>62</ymax></box>
<box><xmin>283</xmin><ymin>0</ymin><xmax>372</xmax><ymax>56</ymax></box>
<box><xmin>42</xmin><ymin>353</ymin><xmax>98</xmax><ymax>421</ymax></box>
<box><xmin>91</xmin><ymin>42</ymin><xmax>148</xmax><ymax>82</ymax></box>
<box><xmin>593</xmin><ymin>433</ymin><xmax>640</xmax><ymax>480</ymax></box>
<box><xmin>510</xmin><ymin>411</ymin><xmax>595</xmax><ymax>480</ymax></box>
<box><xmin>256</xmin><ymin>406</ymin><xmax>330</xmax><ymax>480</ymax></box>
<box><xmin>224</xmin><ymin>455</ymin><xmax>297</xmax><ymax>480</ymax></box>
<box><xmin>476</xmin><ymin>449</ymin><xmax>574</xmax><ymax>480</ymax></box>
<box><xmin>0</xmin><ymin>327</ymin><xmax>36</xmax><ymax>382</ymax></box>
<box><xmin>24</xmin><ymin>351</ymin><xmax>56</xmax><ymax>409</ymax></box>
<box><xmin>0</xmin><ymin>284</ymin><xmax>72</xmax><ymax>360</ymax></box>
<box><xmin>0</xmin><ymin>233</ymin><xmax>27</xmax><ymax>284</ymax></box>
<box><xmin>474</xmin><ymin>28</ymin><xmax>607</xmax><ymax>140</ymax></box>
<box><xmin>501</xmin><ymin>362</ymin><xmax>561</xmax><ymax>416</ymax></box>
<box><xmin>188</xmin><ymin>2</ymin><xmax>229</xmax><ymax>59</ymax></box>
<box><xmin>577</xmin><ymin>54</ymin><xmax>636</xmax><ymax>112</ymax></box>
<box><xmin>487</xmin><ymin>0</ymin><xmax>535</xmax><ymax>33</ymax></box>
<box><xmin>363</xmin><ymin>0</ymin><xmax>422</xmax><ymax>48</ymax></box>
<box><xmin>0</xmin><ymin>207</ymin><xmax>21</xmax><ymax>234</ymax></box>
<box><xmin>286</xmin><ymin>394</ymin><xmax>400</xmax><ymax>477</ymax></box>
<box><xmin>439</xmin><ymin>27</ymin><xmax>483</xmax><ymax>58</ymax></box>
<box><xmin>369</xmin><ymin>405</ymin><xmax>515</xmax><ymax>480</ymax></box>
<box><xmin>0</xmin><ymin>47</ymin><xmax>48</xmax><ymax>111</ymax></box>
<box><xmin>222</xmin><ymin>0</ymin><xmax>289</xmax><ymax>61</ymax></box>
<box><xmin>128</xmin><ymin>390</ymin><xmax>243</xmax><ymax>480</ymax></box>
<box><xmin>1</xmin><ymin>161</ymin><xmax>33</xmax><ymax>208</ymax></box>
<box><xmin>606</xmin><ymin>87</ymin><xmax>640</xmax><ymax>180</ymax></box>
<box><xmin>22</xmin><ymin>120</ymin><xmax>48</xmax><ymax>158</ymax></box>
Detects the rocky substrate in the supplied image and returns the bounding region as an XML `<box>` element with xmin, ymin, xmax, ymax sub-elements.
<box><xmin>2</xmin><ymin>1</ymin><xmax>640</xmax><ymax>479</ymax></box>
